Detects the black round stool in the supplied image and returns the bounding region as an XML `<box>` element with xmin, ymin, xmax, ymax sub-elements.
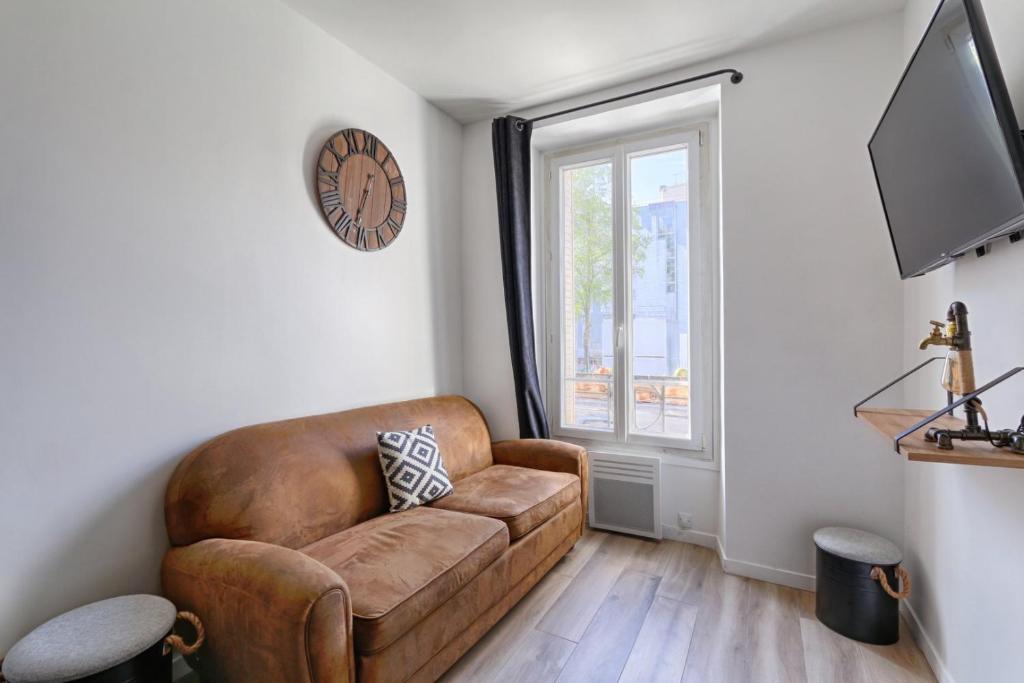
<box><xmin>814</xmin><ymin>526</ymin><xmax>911</xmax><ymax>645</ymax></box>
<box><xmin>2</xmin><ymin>595</ymin><xmax>203</xmax><ymax>683</ymax></box>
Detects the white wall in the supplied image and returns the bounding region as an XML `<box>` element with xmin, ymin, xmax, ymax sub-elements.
<box><xmin>460</xmin><ymin>15</ymin><xmax>908</xmax><ymax>571</ymax></box>
<box><xmin>460</xmin><ymin>120</ymin><xmax>519</xmax><ymax>441</ymax></box>
<box><xmin>0</xmin><ymin>0</ymin><xmax>463</xmax><ymax>654</ymax></box>
<box><xmin>716</xmin><ymin>15</ymin><xmax>907</xmax><ymax>586</ymax></box>
<box><xmin>899</xmin><ymin>1</ymin><xmax>1024</xmax><ymax>681</ymax></box>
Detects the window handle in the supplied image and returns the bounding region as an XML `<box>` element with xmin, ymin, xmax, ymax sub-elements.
<box><xmin>616</xmin><ymin>324</ymin><xmax>624</xmax><ymax>351</ymax></box>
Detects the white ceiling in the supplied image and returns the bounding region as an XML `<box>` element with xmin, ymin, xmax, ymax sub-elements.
<box><xmin>285</xmin><ymin>0</ymin><xmax>905</xmax><ymax>123</ymax></box>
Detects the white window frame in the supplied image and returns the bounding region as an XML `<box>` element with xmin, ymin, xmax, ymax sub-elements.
<box><xmin>542</xmin><ymin>123</ymin><xmax>716</xmax><ymax>461</ymax></box>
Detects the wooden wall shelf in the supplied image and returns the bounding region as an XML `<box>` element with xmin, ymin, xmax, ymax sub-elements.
<box><xmin>857</xmin><ymin>407</ymin><xmax>1024</xmax><ymax>470</ymax></box>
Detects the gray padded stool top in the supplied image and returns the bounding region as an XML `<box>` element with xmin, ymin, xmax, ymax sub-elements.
<box><xmin>814</xmin><ymin>527</ymin><xmax>902</xmax><ymax>566</ymax></box>
<box><xmin>2</xmin><ymin>595</ymin><xmax>176</xmax><ymax>683</ymax></box>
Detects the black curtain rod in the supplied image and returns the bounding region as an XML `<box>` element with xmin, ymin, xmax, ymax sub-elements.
<box><xmin>514</xmin><ymin>68</ymin><xmax>744</xmax><ymax>130</ymax></box>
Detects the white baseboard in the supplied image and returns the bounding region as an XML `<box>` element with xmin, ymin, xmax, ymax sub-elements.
<box><xmin>901</xmin><ymin>601</ymin><xmax>954</xmax><ymax>683</ymax></box>
<box><xmin>660</xmin><ymin>524</ymin><xmax>719</xmax><ymax>549</ymax></box>
<box><xmin>721</xmin><ymin>556</ymin><xmax>816</xmax><ymax>591</ymax></box>
<box><xmin>659</xmin><ymin>527</ymin><xmax>815</xmax><ymax>592</ymax></box>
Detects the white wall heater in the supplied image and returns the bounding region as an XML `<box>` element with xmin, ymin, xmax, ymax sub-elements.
<box><xmin>588</xmin><ymin>452</ymin><xmax>662</xmax><ymax>539</ymax></box>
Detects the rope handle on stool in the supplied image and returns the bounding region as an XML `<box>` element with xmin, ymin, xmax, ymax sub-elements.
<box><xmin>870</xmin><ymin>565</ymin><xmax>912</xmax><ymax>600</ymax></box>
<box><xmin>163</xmin><ymin>611</ymin><xmax>205</xmax><ymax>656</ymax></box>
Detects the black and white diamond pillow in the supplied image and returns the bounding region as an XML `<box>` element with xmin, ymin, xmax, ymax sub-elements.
<box><xmin>376</xmin><ymin>424</ymin><xmax>454</xmax><ymax>512</ymax></box>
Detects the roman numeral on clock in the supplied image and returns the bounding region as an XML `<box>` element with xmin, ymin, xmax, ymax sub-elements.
<box><xmin>391</xmin><ymin>199</ymin><xmax>406</xmax><ymax>213</ymax></box>
<box><xmin>317</xmin><ymin>165</ymin><xmax>339</xmax><ymax>183</ymax></box>
<box><xmin>326</xmin><ymin>140</ymin><xmax>346</xmax><ymax>162</ymax></box>
<box><xmin>363</xmin><ymin>135</ymin><xmax>377</xmax><ymax>158</ymax></box>
<box><xmin>320</xmin><ymin>190</ymin><xmax>341</xmax><ymax>210</ymax></box>
<box><xmin>343</xmin><ymin>129</ymin><xmax>361</xmax><ymax>154</ymax></box>
<box><xmin>333</xmin><ymin>211</ymin><xmax>353</xmax><ymax>237</ymax></box>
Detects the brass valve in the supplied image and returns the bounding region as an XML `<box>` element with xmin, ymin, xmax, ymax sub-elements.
<box><xmin>919</xmin><ymin>320</ymin><xmax>952</xmax><ymax>350</ymax></box>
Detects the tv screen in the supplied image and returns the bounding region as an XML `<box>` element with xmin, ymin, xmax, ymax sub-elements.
<box><xmin>869</xmin><ymin>0</ymin><xmax>1024</xmax><ymax>279</ymax></box>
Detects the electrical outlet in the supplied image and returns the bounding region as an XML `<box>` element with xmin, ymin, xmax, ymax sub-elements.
<box><xmin>676</xmin><ymin>512</ymin><xmax>693</xmax><ymax>529</ymax></box>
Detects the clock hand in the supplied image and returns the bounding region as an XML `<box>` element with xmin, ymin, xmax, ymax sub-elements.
<box><xmin>354</xmin><ymin>173</ymin><xmax>375</xmax><ymax>226</ymax></box>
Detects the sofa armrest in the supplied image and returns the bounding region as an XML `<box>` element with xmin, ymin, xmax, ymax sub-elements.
<box><xmin>162</xmin><ymin>538</ymin><xmax>353</xmax><ymax>683</ymax></box>
<box><xmin>491</xmin><ymin>439</ymin><xmax>589</xmax><ymax>535</ymax></box>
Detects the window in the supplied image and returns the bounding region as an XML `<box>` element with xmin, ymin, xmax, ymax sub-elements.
<box><xmin>544</xmin><ymin>127</ymin><xmax>714</xmax><ymax>455</ymax></box>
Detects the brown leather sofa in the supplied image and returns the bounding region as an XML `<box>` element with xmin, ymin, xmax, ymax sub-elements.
<box><xmin>162</xmin><ymin>395</ymin><xmax>588</xmax><ymax>683</ymax></box>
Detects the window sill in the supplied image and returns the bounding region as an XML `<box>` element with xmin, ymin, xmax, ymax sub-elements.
<box><xmin>549</xmin><ymin>432</ymin><xmax>719</xmax><ymax>472</ymax></box>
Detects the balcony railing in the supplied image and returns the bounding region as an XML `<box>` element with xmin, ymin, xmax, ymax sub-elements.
<box><xmin>563</xmin><ymin>374</ymin><xmax>689</xmax><ymax>435</ymax></box>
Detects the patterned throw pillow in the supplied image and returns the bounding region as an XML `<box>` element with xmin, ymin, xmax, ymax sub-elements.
<box><xmin>376</xmin><ymin>424</ymin><xmax>454</xmax><ymax>512</ymax></box>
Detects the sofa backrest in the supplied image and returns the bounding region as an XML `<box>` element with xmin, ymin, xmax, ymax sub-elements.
<box><xmin>165</xmin><ymin>395</ymin><xmax>493</xmax><ymax>549</ymax></box>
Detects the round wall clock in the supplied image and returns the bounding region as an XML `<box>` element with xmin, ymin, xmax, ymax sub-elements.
<box><xmin>315</xmin><ymin>128</ymin><xmax>406</xmax><ymax>251</ymax></box>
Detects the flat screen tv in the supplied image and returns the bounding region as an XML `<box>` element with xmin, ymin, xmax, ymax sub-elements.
<box><xmin>869</xmin><ymin>0</ymin><xmax>1024</xmax><ymax>279</ymax></box>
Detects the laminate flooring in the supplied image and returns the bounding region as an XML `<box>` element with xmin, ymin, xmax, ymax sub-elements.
<box><xmin>440</xmin><ymin>529</ymin><xmax>935</xmax><ymax>683</ymax></box>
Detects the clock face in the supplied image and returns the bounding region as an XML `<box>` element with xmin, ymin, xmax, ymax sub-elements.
<box><xmin>316</xmin><ymin>129</ymin><xmax>406</xmax><ymax>251</ymax></box>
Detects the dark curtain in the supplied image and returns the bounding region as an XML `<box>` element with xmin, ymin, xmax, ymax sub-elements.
<box><xmin>492</xmin><ymin>116</ymin><xmax>550</xmax><ymax>439</ymax></box>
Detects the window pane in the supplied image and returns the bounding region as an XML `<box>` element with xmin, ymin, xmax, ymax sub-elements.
<box><xmin>629</xmin><ymin>147</ymin><xmax>690</xmax><ymax>439</ymax></box>
<box><xmin>561</xmin><ymin>161</ymin><xmax>614</xmax><ymax>432</ymax></box>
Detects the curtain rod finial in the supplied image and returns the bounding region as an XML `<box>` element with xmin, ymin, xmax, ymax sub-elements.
<box><xmin>730</xmin><ymin>71</ymin><xmax>744</xmax><ymax>84</ymax></box>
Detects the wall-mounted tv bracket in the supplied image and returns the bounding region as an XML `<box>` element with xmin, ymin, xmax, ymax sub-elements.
<box><xmin>1015</xmin><ymin>131</ymin><xmax>1024</xmax><ymax>246</ymax></box>
<box><xmin>975</xmin><ymin>130</ymin><xmax>1024</xmax><ymax>256</ymax></box>
<box><xmin>854</xmin><ymin>360</ymin><xmax>1024</xmax><ymax>454</ymax></box>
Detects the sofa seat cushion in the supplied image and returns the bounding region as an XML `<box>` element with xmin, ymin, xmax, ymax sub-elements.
<box><xmin>300</xmin><ymin>506</ymin><xmax>508</xmax><ymax>653</ymax></box>
<box><xmin>430</xmin><ymin>464</ymin><xmax>580</xmax><ymax>540</ymax></box>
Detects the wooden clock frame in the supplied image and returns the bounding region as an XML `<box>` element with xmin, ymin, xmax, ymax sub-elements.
<box><xmin>315</xmin><ymin>129</ymin><xmax>406</xmax><ymax>251</ymax></box>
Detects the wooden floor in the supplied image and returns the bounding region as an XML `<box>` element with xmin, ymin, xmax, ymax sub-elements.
<box><xmin>440</xmin><ymin>529</ymin><xmax>936</xmax><ymax>683</ymax></box>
